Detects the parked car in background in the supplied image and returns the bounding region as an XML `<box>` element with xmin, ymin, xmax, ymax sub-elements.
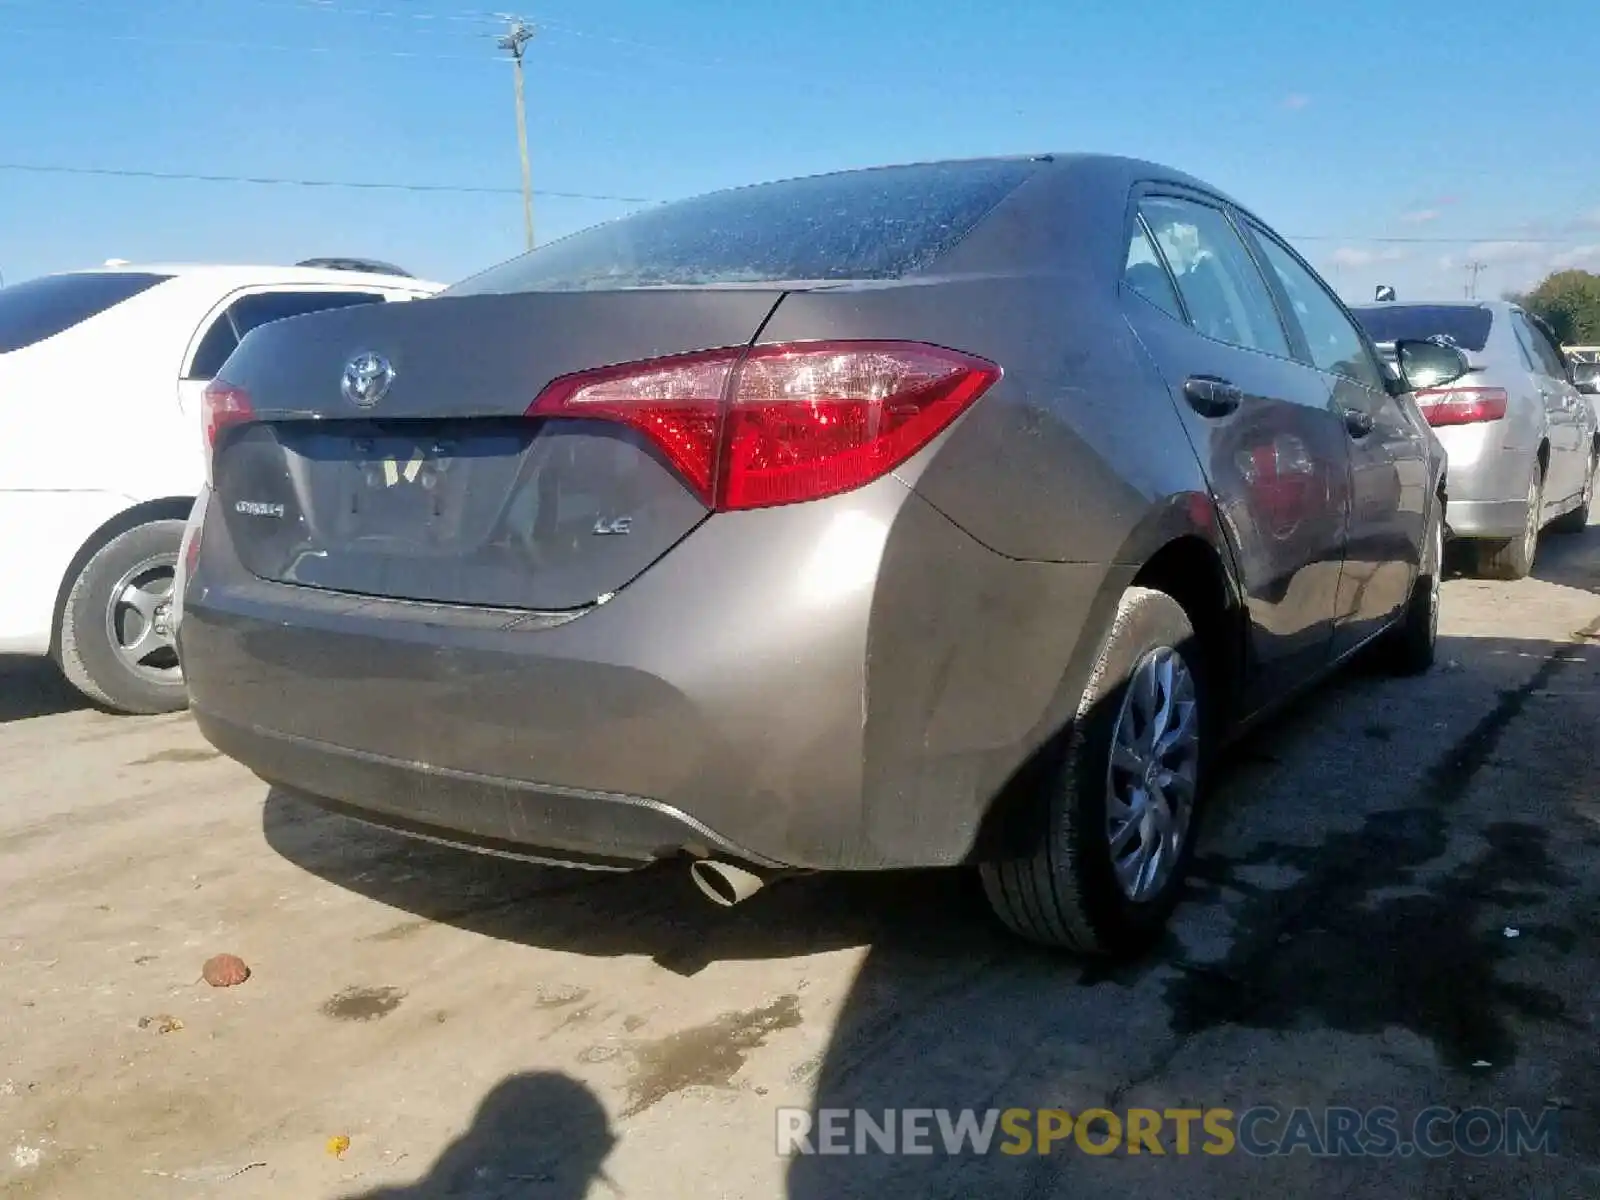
<box><xmin>1351</xmin><ymin>301</ymin><xmax>1598</xmax><ymax>579</ymax></box>
<box><xmin>1572</xmin><ymin>358</ymin><xmax>1600</xmax><ymax>411</ymax></box>
<box><xmin>178</xmin><ymin>155</ymin><xmax>1468</xmax><ymax>957</ymax></box>
<box><xmin>1566</xmin><ymin>347</ymin><xmax>1600</xmax><ymax>427</ymax></box>
<box><xmin>0</xmin><ymin>262</ymin><xmax>442</xmax><ymax>713</ymax></box>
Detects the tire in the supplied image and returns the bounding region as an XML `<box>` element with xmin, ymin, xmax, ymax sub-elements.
<box><xmin>57</xmin><ymin>520</ymin><xmax>188</xmax><ymax>715</ymax></box>
<box><xmin>1473</xmin><ymin>466</ymin><xmax>1543</xmax><ymax>581</ymax></box>
<box><xmin>1550</xmin><ymin>449</ymin><xmax>1596</xmax><ymax>534</ymax></box>
<box><xmin>1373</xmin><ymin>500</ymin><xmax>1441</xmax><ymax>676</ymax></box>
<box><xmin>980</xmin><ymin>587</ymin><xmax>1207</xmax><ymax>956</ymax></box>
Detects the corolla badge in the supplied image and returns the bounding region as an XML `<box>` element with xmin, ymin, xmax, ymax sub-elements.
<box><xmin>341</xmin><ymin>351</ymin><xmax>395</xmax><ymax>408</ymax></box>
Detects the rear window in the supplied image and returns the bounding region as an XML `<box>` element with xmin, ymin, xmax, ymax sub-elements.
<box><xmin>0</xmin><ymin>272</ymin><xmax>171</xmax><ymax>353</ymax></box>
<box><xmin>447</xmin><ymin>160</ymin><xmax>1039</xmax><ymax>295</ymax></box>
<box><xmin>1351</xmin><ymin>304</ymin><xmax>1494</xmax><ymax>353</ymax></box>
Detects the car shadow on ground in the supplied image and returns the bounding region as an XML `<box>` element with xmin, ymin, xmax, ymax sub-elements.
<box><xmin>264</xmin><ymin>619</ymin><xmax>1600</xmax><ymax>1197</ymax></box>
<box><xmin>0</xmin><ymin>655</ymin><xmax>89</xmax><ymax>724</ymax></box>
<box><xmin>263</xmin><ymin>788</ymin><xmax>1007</xmax><ymax>977</ymax></box>
<box><xmin>1534</xmin><ymin>525</ymin><xmax>1600</xmax><ymax>592</ymax></box>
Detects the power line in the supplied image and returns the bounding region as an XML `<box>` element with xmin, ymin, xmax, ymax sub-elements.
<box><xmin>0</xmin><ymin>163</ymin><xmax>1590</xmax><ymax>247</ymax></box>
<box><xmin>0</xmin><ymin>22</ymin><xmax>495</xmax><ymax>60</ymax></box>
<box><xmin>0</xmin><ymin>0</ymin><xmax>495</xmax><ymax>19</ymax></box>
<box><xmin>0</xmin><ymin>162</ymin><xmax>655</xmax><ymax>202</ymax></box>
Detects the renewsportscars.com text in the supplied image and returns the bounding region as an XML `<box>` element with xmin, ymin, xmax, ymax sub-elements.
<box><xmin>776</xmin><ymin>1106</ymin><xmax>1560</xmax><ymax>1158</ymax></box>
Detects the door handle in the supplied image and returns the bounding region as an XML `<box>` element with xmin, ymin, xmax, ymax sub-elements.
<box><xmin>1183</xmin><ymin>375</ymin><xmax>1243</xmax><ymax>418</ymax></box>
<box><xmin>1343</xmin><ymin>407</ymin><xmax>1375</xmax><ymax>438</ymax></box>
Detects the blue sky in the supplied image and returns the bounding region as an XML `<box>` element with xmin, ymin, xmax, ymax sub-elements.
<box><xmin>2</xmin><ymin>0</ymin><xmax>1597</xmax><ymax>301</ymax></box>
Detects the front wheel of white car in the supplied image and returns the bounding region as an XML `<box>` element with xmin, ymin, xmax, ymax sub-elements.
<box><xmin>57</xmin><ymin>520</ymin><xmax>189</xmax><ymax>715</ymax></box>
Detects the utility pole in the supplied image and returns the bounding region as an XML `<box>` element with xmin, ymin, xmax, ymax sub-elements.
<box><xmin>1464</xmin><ymin>260</ymin><xmax>1487</xmax><ymax>299</ymax></box>
<box><xmin>497</xmin><ymin>18</ymin><xmax>536</xmax><ymax>250</ymax></box>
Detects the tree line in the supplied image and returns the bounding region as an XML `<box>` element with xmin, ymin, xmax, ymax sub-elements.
<box><xmin>1509</xmin><ymin>269</ymin><xmax>1600</xmax><ymax>346</ymax></box>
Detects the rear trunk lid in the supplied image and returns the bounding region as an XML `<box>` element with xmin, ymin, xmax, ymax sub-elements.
<box><xmin>212</xmin><ymin>288</ymin><xmax>788</xmax><ymax>610</ymax></box>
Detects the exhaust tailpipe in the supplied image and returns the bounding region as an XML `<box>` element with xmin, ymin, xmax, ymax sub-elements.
<box><xmin>689</xmin><ymin>859</ymin><xmax>768</xmax><ymax>907</ymax></box>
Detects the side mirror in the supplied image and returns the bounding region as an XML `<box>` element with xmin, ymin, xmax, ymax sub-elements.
<box><xmin>1393</xmin><ymin>338</ymin><xmax>1470</xmax><ymax>393</ymax></box>
<box><xmin>1573</xmin><ymin>362</ymin><xmax>1600</xmax><ymax>396</ymax></box>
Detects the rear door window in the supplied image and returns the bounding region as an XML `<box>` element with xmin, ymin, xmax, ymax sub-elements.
<box><xmin>1139</xmin><ymin>196</ymin><xmax>1291</xmax><ymax>358</ymax></box>
<box><xmin>446</xmin><ymin>159</ymin><xmax>1040</xmax><ymax>295</ymax></box>
<box><xmin>1248</xmin><ymin>226</ymin><xmax>1386</xmax><ymax>391</ymax></box>
<box><xmin>1123</xmin><ymin>219</ymin><xmax>1186</xmax><ymax>321</ymax></box>
<box><xmin>228</xmin><ymin>291</ymin><xmax>385</xmax><ymax>339</ymax></box>
<box><xmin>0</xmin><ymin>272</ymin><xmax>171</xmax><ymax>353</ymax></box>
<box><xmin>186</xmin><ymin>316</ymin><xmax>241</xmax><ymax>381</ymax></box>
<box><xmin>185</xmin><ymin>290</ymin><xmax>386</xmax><ymax>381</ymax></box>
<box><xmin>1516</xmin><ymin>312</ymin><xmax>1569</xmax><ymax>380</ymax></box>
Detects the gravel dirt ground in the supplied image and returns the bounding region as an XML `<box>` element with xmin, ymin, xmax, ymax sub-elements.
<box><xmin>2</xmin><ymin>529</ymin><xmax>1598</xmax><ymax>1199</ymax></box>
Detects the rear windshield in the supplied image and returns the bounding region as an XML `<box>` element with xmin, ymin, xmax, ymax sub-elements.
<box><xmin>0</xmin><ymin>272</ymin><xmax>171</xmax><ymax>353</ymax></box>
<box><xmin>447</xmin><ymin>160</ymin><xmax>1039</xmax><ymax>295</ymax></box>
<box><xmin>1351</xmin><ymin>304</ymin><xmax>1494</xmax><ymax>353</ymax></box>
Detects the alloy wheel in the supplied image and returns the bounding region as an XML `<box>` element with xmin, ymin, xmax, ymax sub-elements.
<box><xmin>1428</xmin><ymin>514</ymin><xmax>1443</xmax><ymax>646</ymax></box>
<box><xmin>1521</xmin><ymin>474</ymin><xmax>1542</xmax><ymax>565</ymax></box>
<box><xmin>1104</xmin><ymin>646</ymin><xmax>1200</xmax><ymax>902</ymax></box>
<box><xmin>105</xmin><ymin>553</ymin><xmax>181</xmax><ymax>685</ymax></box>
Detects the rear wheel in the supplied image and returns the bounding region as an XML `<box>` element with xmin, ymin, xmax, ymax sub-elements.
<box><xmin>1550</xmin><ymin>449</ymin><xmax>1596</xmax><ymax>534</ymax></box>
<box><xmin>1373</xmin><ymin>500</ymin><xmax>1442</xmax><ymax>676</ymax></box>
<box><xmin>1473</xmin><ymin>466</ymin><xmax>1543</xmax><ymax>581</ymax></box>
<box><xmin>980</xmin><ymin>587</ymin><xmax>1206</xmax><ymax>956</ymax></box>
<box><xmin>57</xmin><ymin>520</ymin><xmax>188</xmax><ymax>715</ymax></box>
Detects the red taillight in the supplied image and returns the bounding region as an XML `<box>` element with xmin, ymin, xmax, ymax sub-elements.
<box><xmin>527</xmin><ymin>341</ymin><xmax>1000</xmax><ymax>511</ymax></box>
<box><xmin>1415</xmin><ymin>386</ymin><xmax>1508</xmax><ymax>427</ymax></box>
<box><xmin>202</xmin><ymin>380</ymin><xmax>255</xmax><ymax>449</ymax></box>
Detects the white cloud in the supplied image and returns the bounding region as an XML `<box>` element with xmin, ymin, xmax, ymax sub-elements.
<box><xmin>1400</xmin><ymin>209</ymin><xmax>1440</xmax><ymax>224</ymax></box>
<box><xmin>1465</xmin><ymin>241</ymin><xmax>1544</xmax><ymax>265</ymax></box>
<box><xmin>1549</xmin><ymin>244</ymin><xmax>1600</xmax><ymax>271</ymax></box>
<box><xmin>1328</xmin><ymin>245</ymin><xmax>1407</xmax><ymax>268</ymax></box>
<box><xmin>1282</xmin><ymin>93</ymin><xmax>1311</xmax><ymax>110</ymax></box>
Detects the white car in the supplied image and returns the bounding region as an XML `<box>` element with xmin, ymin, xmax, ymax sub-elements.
<box><xmin>0</xmin><ymin>262</ymin><xmax>443</xmax><ymax>713</ymax></box>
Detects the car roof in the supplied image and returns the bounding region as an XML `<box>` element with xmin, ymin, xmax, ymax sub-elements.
<box><xmin>79</xmin><ymin>262</ymin><xmax>445</xmax><ymax>291</ymax></box>
<box><xmin>1352</xmin><ymin>300</ymin><xmax>1506</xmax><ymax>311</ymax></box>
<box><xmin>779</xmin><ymin>152</ymin><xmax>1244</xmax><ymax>203</ymax></box>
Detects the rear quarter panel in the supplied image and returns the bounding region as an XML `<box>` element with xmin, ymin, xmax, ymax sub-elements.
<box><xmin>757</xmin><ymin>276</ymin><xmax>1210</xmax><ymax>565</ymax></box>
<box><xmin>755</xmin><ymin>276</ymin><xmax>1216</xmax><ymax>865</ymax></box>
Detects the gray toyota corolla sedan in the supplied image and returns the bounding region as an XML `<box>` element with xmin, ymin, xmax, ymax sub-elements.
<box><xmin>176</xmin><ymin>154</ymin><xmax>1470</xmax><ymax>957</ymax></box>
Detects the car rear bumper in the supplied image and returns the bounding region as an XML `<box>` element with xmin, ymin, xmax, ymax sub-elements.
<box><xmin>1434</xmin><ymin>423</ymin><xmax>1537</xmax><ymax>539</ymax></box>
<box><xmin>1446</xmin><ymin>496</ymin><xmax>1531</xmax><ymax>540</ymax></box>
<box><xmin>179</xmin><ymin>480</ymin><xmax>1120</xmax><ymax>872</ymax></box>
<box><xmin>194</xmin><ymin>709</ymin><xmax>783</xmax><ymax>870</ymax></box>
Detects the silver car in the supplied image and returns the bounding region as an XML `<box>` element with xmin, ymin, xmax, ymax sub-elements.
<box><xmin>178</xmin><ymin>155</ymin><xmax>1470</xmax><ymax>958</ymax></box>
<box><xmin>1353</xmin><ymin>301</ymin><xmax>1598</xmax><ymax>578</ymax></box>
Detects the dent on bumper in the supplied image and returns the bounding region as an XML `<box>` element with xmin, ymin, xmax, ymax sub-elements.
<box><xmin>180</xmin><ymin>477</ymin><xmax>1118</xmax><ymax>872</ymax></box>
<box><xmin>1447</xmin><ymin>496</ymin><xmax>1531</xmax><ymax>540</ymax></box>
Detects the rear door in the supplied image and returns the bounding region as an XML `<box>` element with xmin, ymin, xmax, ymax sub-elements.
<box><xmin>1122</xmin><ymin>192</ymin><xmax>1351</xmax><ymax>709</ymax></box>
<box><xmin>1242</xmin><ymin>221</ymin><xmax>1427</xmax><ymax>655</ymax></box>
<box><xmin>1513</xmin><ymin>310</ymin><xmax>1587</xmax><ymax>504</ymax></box>
<box><xmin>0</xmin><ymin>272</ymin><xmax>173</xmax><ymax>490</ymax></box>
<box><xmin>177</xmin><ymin>288</ymin><xmax>391</xmax><ymax>422</ymax></box>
